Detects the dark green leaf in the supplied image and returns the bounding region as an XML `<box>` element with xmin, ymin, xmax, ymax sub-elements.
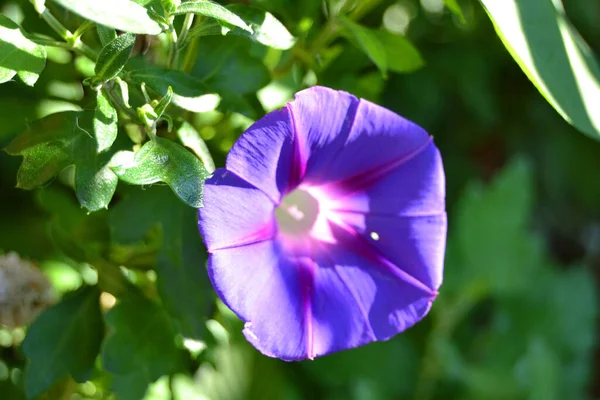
<box><xmin>94</xmin><ymin>88</ymin><xmax>118</xmax><ymax>152</ymax></box>
<box><xmin>127</xmin><ymin>58</ymin><xmax>220</xmax><ymax>112</ymax></box>
<box><xmin>97</xmin><ymin>25</ymin><xmax>117</xmax><ymax>46</ymax></box>
<box><xmin>22</xmin><ymin>287</ymin><xmax>103</xmax><ymax>398</ymax></box>
<box><xmin>373</xmin><ymin>30</ymin><xmax>424</xmax><ymax>73</ymax></box>
<box><xmin>192</xmin><ymin>36</ymin><xmax>271</xmax><ymax>94</ymax></box>
<box><xmin>95</xmin><ymin>33</ymin><xmax>136</xmax><ymax>82</ymax></box>
<box><xmin>109</xmin><ymin>185</ymin><xmax>212</xmax><ymax>339</ymax></box>
<box><xmin>0</xmin><ymin>14</ymin><xmax>46</xmax><ymax>86</ymax></box>
<box><xmin>174</xmin><ymin>1</ymin><xmax>251</xmax><ymax>33</ymax></box>
<box><xmin>53</xmin><ymin>0</ymin><xmax>162</xmax><ymax>35</ymax></box>
<box><xmin>480</xmin><ymin>0</ymin><xmax>600</xmax><ymax>140</ymax></box>
<box><xmin>5</xmin><ymin>111</ymin><xmax>119</xmax><ymax>211</ymax></box>
<box><xmin>111</xmin><ymin>136</ymin><xmax>209</xmax><ymax>208</ymax></box>
<box><xmin>340</xmin><ymin>18</ymin><xmax>387</xmax><ymax>77</ymax></box>
<box><xmin>102</xmin><ymin>289</ymin><xmax>183</xmax><ymax>399</ymax></box>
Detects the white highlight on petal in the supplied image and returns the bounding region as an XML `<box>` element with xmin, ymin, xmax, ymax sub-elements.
<box><xmin>370</xmin><ymin>232</ymin><xmax>380</xmax><ymax>241</ymax></box>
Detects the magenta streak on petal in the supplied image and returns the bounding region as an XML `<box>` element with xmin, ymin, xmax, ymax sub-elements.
<box><xmin>207</xmin><ymin>222</ymin><xmax>276</xmax><ymax>253</ymax></box>
<box><xmin>297</xmin><ymin>255</ymin><xmax>315</xmax><ymax>359</ymax></box>
<box><xmin>329</xmin><ymin>209</ymin><xmax>447</xmax><ymax>219</ymax></box>
<box><xmin>327</xmin><ymin>217</ymin><xmax>437</xmax><ymax>297</ymax></box>
<box><xmin>312</xmin><ymin>240</ymin><xmax>377</xmax><ymax>341</ymax></box>
<box><xmin>320</xmin><ymin>136</ymin><xmax>434</xmax><ymax>197</ymax></box>
<box><xmin>286</xmin><ymin>102</ymin><xmax>307</xmax><ymax>193</ymax></box>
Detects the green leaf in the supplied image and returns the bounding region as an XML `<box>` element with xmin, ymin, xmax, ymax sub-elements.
<box><xmin>174</xmin><ymin>1</ymin><xmax>251</xmax><ymax>33</ymax></box>
<box><xmin>0</xmin><ymin>14</ymin><xmax>46</xmax><ymax>86</ymax></box>
<box><xmin>218</xmin><ymin>4</ymin><xmax>296</xmax><ymax>50</ymax></box>
<box><xmin>97</xmin><ymin>24</ymin><xmax>117</xmax><ymax>46</ymax></box>
<box><xmin>176</xmin><ymin>119</ymin><xmax>215</xmax><ymax>173</ymax></box>
<box><xmin>5</xmin><ymin>111</ymin><xmax>119</xmax><ymax>211</ymax></box>
<box><xmin>454</xmin><ymin>158</ymin><xmax>540</xmax><ymax>294</ymax></box>
<box><xmin>22</xmin><ymin>287</ymin><xmax>103</xmax><ymax>398</ymax></box>
<box><xmin>102</xmin><ymin>289</ymin><xmax>183</xmax><ymax>400</ymax></box>
<box><xmin>53</xmin><ymin>0</ymin><xmax>162</xmax><ymax>35</ymax></box>
<box><xmin>127</xmin><ymin>58</ymin><xmax>220</xmax><ymax>112</ymax></box>
<box><xmin>95</xmin><ymin>33</ymin><xmax>136</xmax><ymax>82</ymax></box>
<box><xmin>443</xmin><ymin>0</ymin><xmax>466</xmax><ymax>22</ymax></box>
<box><xmin>111</xmin><ymin>136</ymin><xmax>209</xmax><ymax>208</ymax></box>
<box><xmin>153</xmin><ymin>86</ymin><xmax>173</xmax><ymax>119</ymax></box>
<box><xmin>94</xmin><ymin>88</ymin><xmax>118</xmax><ymax>152</ymax></box>
<box><xmin>192</xmin><ymin>36</ymin><xmax>271</xmax><ymax>94</ymax></box>
<box><xmin>373</xmin><ymin>30</ymin><xmax>424</xmax><ymax>73</ymax></box>
<box><xmin>340</xmin><ymin>18</ymin><xmax>387</xmax><ymax>77</ymax></box>
<box><xmin>479</xmin><ymin>0</ymin><xmax>600</xmax><ymax>140</ymax></box>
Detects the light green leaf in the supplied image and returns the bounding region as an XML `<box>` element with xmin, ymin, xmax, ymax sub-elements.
<box><xmin>340</xmin><ymin>18</ymin><xmax>387</xmax><ymax>77</ymax></box>
<box><xmin>5</xmin><ymin>111</ymin><xmax>119</xmax><ymax>211</ymax></box>
<box><xmin>0</xmin><ymin>14</ymin><xmax>46</xmax><ymax>86</ymax></box>
<box><xmin>111</xmin><ymin>136</ymin><xmax>209</xmax><ymax>208</ymax></box>
<box><xmin>374</xmin><ymin>30</ymin><xmax>424</xmax><ymax>73</ymax></box>
<box><xmin>102</xmin><ymin>289</ymin><xmax>183</xmax><ymax>400</ymax></box>
<box><xmin>479</xmin><ymin>0</ymin><xmax>600</xmax><ymax>140</ymax></box>
<box><xmin>455</xmin><ymin>158</ymin><xmax>540</xmax><ymax>294</ymax></box>
<box><xmin>53</xmin><ymin>0</ymin><xmax>162</xmax><ymax>35</ymax></box>
<box><xmin>95</xmin><ymin>33</ymin><xmax>136</xmax><ymax>82</ymax></box>
<box><xmin>174</xmin><ymin>1</ymin><xmax>251</xmax><ymax>33</ymax></box>
<box><xmin>221</xmin><ymin>4</ymin><xmax>296</xmax><ymax>50</ymax></box>
<box><xmin>153</xmin><ymin>86</ymin><xmax>173</xmax><ymax>119</ymax></box>
<box><xmin>22</xmin><ymin>287</ymin><xmax>103</xmax><ymax>398</ymax></box>
<box><xmin>175</xmin><ymin>119</ymin><xmax>215</xmax><ymax>173</ymax></box>
<box><xmin>94</xmin><ymin>88</ymin><xmax>118</xmax><ymax>152</ymax></box>
<box><xmin>443</xmin><ymin>0</ymin><xmax>466</xmax><ymax>22</ymax></box>
<box><xmin>127</xmin><ymin>58</ymin><xmax>220</xmax><ymax>112</ymax></box>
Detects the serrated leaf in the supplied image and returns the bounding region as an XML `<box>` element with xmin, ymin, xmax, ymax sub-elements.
<box><xmin>127</xmin><ymin>58</ymin><xmax>220</xmax><ymax>112</ymax></box>
<box><xmin>95</xmin><ymin>33</ymin><xmax>136</xmax><ymax>82</ymax></box>
<box><xmin>340</xmin><ymin>18</ymin><xmax>387</xmax><ymax>77</ymax></box>
<box><xmin>479</xmin><ymin>0</ymin><xmax>600</xmax><ymax>140</ymax></box>
<box><xmin>97</xmin><ymin>24</ymin><xmax>117</xmax><ymax>46</ymax></box>
<box><xmin>174</xmin><ymin>1</ymin><xmax>251</xmax><ymax>33</ymax></box>
<box><xmin>455</xmin><ymin>158</ymin><xmax>539</xmax><ymax>294</ymax></box>
<box><xmin>53</xmin><ymin>0</ymin><xmax>162</xmax><ymax>35</ymax></box>
<box><xmin>111</xmin><ymin>136</ymin><xmax>209</xmax><ymax>208</ymax></box>
<box><xmin>373</xmin><ymin>30</ymin><xmax>424</xmax><ymax>73</ymax></box>
<box><xmin>102</xmin><ymin>289</ymin><xmax>183</xmax><ymax>399</ymax></box>
<box><xmin>22</xmin><ymin>287</ymin><xmax>103</xmax><ymax>398</ymax></box>
<box><xmin>94</xmin><ymin>88</ymin><xmax>118</xmax><ymax>152</ymax></box>
<box><xmin>220</xmin><ymin>4</ymin><xmax>295</xmax><ymax>50</ymax></box>
<box><xmin>5</xmin><ymin>111</ymin><xmax>119</xmax><ymax>211</ymax></box>
<box><xmin>0</xmin><ymin>14</ymin><xmax>46</xmax><ymax>86</ymax></box>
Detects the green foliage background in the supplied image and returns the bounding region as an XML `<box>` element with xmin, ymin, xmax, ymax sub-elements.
<box><xmin>0</xmin><ymin>0</ymin><xmax>598</xmax><ymax>399</ymax></box>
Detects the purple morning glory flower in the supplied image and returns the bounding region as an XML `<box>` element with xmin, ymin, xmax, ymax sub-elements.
<box><xmin>198</xmin><ymin>86</ymin><xmax>446</xmax><ymax>361</ymax></box>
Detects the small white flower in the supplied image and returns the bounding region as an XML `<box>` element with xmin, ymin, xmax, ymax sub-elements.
<box><xmin>0</xmin><ymin>252</ymin><xmax>56</xmax><ymax>328</ymax></box>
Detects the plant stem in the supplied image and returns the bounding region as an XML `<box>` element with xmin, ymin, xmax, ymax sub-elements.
<box><xmin>166</xmin><ymin>26</ymin><xmax>179</xmax><ymax>69</ymax></box>
<box><xmin>40</xmin><ymin>9</ymin><xmax>72</xmax><ymax>41</ymax></box>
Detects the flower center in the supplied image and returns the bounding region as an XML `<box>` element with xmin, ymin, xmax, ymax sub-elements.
<box><xmin>275</xmin><ymin>188</ymin><xmax>320</xmax><ymax>236</ymax></box>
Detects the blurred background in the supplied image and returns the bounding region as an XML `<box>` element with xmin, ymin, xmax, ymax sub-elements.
<box><xmin>0</xmin><ymin>0</ymin><xmax>599</xmax><ymax>399</ymax></box>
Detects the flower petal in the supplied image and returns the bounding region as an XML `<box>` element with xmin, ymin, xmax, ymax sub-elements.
<box><xmin>289</xmin><ymin>86</ymin><xmax>431</xmax><ymax>186</ymax></box>
<box><xmin>208</xmin><ymin>240</ymin><xmax>309</xmax><ymax>360</ymax></box>
<box><xmin>306</xmin><ymin>228</ymin><xmax>436</xmax><ymax>357</ymax></box>
<box><xmin>331</xmin><ymin>211</ymin><xmax>447</xmax><ymax>291</ymax></box>
<box><xmin>198</xmin><ymin>170</ymin><xmax>276</xmax><ymax>252</ymax></box>
<box><xmin>325</xmin><ymin>142</ymin><xmax>445</xmax><ymax>216</ymax></box>
<box><xmin>225</xmin><ymin>107</ymin><xmax>296</xmax><ymax>202</ymax></box>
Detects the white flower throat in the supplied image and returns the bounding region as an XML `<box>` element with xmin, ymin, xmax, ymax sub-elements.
<box><xmin>275</xmin><ymin>188</ymin><xmax>320</xmax><ymax>236</ymax></box>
